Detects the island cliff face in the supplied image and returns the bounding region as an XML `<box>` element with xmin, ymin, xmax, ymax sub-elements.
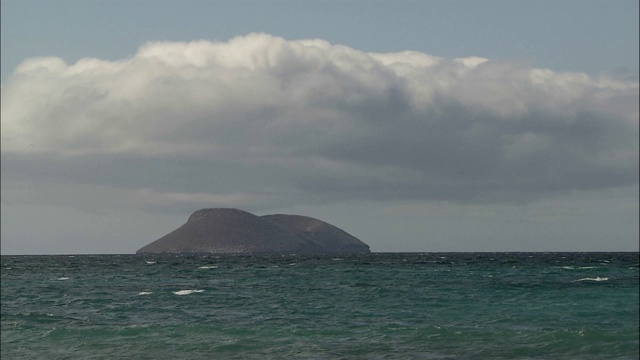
<box><xmin>136</xmin><ymin>208</ymin><xmax>371</xmax><ymax>255</ymax></box>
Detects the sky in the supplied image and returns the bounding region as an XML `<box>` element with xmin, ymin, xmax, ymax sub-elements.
<box><xmin>1</xmin><ymin>0</ymin><xmax>638</xmax><ymax>255</ymax></box>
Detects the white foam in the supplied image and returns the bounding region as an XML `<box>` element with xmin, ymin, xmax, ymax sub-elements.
<box><xmin>56</xmin><ymin>277</ymin><xmax>69</xmax><ymax>281</ymax></box>
<box><xmin>576</xmin><ymin>277</ymin><xmax>608</xmax><ymax>282</ymax></box>
<box><xmin>198</xmin><ymin>266</ymin><xmax>218</xmax><ymax>269</ymax></box>
<box><xmin>562</xmin><ymin>266</ymin><xmax>574</xmax><ymax>270</ymax></box>
<box><xmin>145</xmin><ymin>261</ymin><xmax>156</xmax><ymax>264</ymax></box>
<box><xmin>173</xmin><ymin>289</ymin><xmax>205</xmax><ymax>295</ymax></box>
<box><xmin>138</xmin><ymin>291</ymin><xmax>153</xmax><ymax>295</ymax></box>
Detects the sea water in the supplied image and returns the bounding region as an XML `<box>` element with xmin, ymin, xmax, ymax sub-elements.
<box><xmin>1</xmin><ymin>253</ymin><xmax>638</xmax><ymax>359</ymax></box>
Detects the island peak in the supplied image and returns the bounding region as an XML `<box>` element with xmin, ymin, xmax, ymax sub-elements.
<box><xmin>137</xmin><ymin>208</ymin><xmax>370</xmax><ymax>255</ymax></box>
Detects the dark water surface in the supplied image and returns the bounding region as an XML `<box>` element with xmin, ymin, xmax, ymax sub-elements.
<box><xmin>2</xmin><ymin>253</ymin><xmax>638</xmax><ymax>359</ymax></box>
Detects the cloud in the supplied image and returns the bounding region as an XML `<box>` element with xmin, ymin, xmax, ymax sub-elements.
<box><xmin>1</xmin><ymin>33</ymin><xmax>637</xmax><ymax>211</ymax></box>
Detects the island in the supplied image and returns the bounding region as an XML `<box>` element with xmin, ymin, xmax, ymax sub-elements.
<box><xmin>136</xmin><ymin>208</ymin><xmax>371</xmax><ymax>254</ymax></box>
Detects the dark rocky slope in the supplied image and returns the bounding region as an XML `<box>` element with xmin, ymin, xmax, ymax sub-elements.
<box><xmin>136</xmin><ymin>208</ymin><xmax>370</xmax><ymax>254</ymax></box>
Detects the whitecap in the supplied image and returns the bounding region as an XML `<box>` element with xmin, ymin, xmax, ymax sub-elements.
<box><xmin>138</xmin><ymin>291</ymin><xmax>153</xmax><ymax>296</ymax></box>
<box><xmin>145</xmin><ymin>261</ymin><xmax>156</xmax><ymax>264</ymax></box>
<box><xmin>56</xmin><ymin>277</ymin><xmax>69</xmax><ymax>281</ymax></box>
<box><xmin>576</xmin><ymin>277</ymin><xmax>608</xmax><ymax>282</ymax></box>
<box><xmin>198</xmin><ymin>266</ymin><xmax>218</xmax><ymax>269</ymax></box>
<box><xmin>173</xmin><ymin>289</ymin><xmax>205</xmax><ymax>295</ymax></box>
<box><xmin>561</xmin><ymin>266</ymin><xmax>574</xmax><ymax>270</ymax></box>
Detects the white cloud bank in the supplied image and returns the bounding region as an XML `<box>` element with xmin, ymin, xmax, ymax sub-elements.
<box><xmin>1</xmin><ymin>33</ymin><xmax>638</xmax><ymax>210</ymax></box>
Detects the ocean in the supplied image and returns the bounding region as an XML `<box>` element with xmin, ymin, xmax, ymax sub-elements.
<box><xmin>1</xmin><ymin>252</ymin><xmax>638</xmax><ymax>359</ymax></box>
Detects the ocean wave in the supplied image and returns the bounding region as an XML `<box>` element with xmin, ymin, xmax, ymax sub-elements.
<box><xmin>56</xmin><ymin>277</ymin><xmax>70</xmax><ymax>281</ymax></box>
<box><xmin>198</xmin><ymin>266</ymin><xmax>218</xmax><ymax>269</ymax></box>
<box><xmin>2</xmin><ymin>252</ymin><xmax>638</xmax><ymax>359</ymax></box>
<box><xmin>173</xmin><ymin>289</ymin><xmax>205</xmax><ymax>296</ymax></box>
<box><xmin>575</xmin><ymin>277</ymin><xmax>608</xmax><ymax>282</ymax></box>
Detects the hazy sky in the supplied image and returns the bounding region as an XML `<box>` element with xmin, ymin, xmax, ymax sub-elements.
<box><xmin>1</xmin><ymin>0</ymin><xmax>638</xmax><ymax>255</ymax></box>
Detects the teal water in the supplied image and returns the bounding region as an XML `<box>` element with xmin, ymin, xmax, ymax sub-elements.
<box><xmin>2</xmin><ymin>253</ymin><xmax>638</xmax><ymax>359</ymax></box>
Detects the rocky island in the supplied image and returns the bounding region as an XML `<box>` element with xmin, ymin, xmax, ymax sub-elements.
<box><xmin>136</xmin><ymin>208</ymin><xmax>371</xmax><ymax>255</ymax></box>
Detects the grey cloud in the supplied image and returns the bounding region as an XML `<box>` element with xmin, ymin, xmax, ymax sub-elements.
<box><xmin>1</xmin><ymin>33</ymin><xmax>637</xmax><ymax>212</ymax></box>
<box><xmin>318</xmin><ymin>103</ymin><xmax>637</xmax><ymax>201</ymax></box>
